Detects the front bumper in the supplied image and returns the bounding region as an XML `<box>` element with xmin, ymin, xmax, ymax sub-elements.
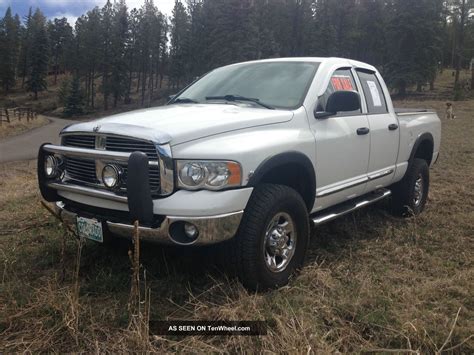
<box><xmin>56</xmin><ymin>202</ymin><xmax>243</xmax><ymax>246</ymax></box>
<box><xmin>39</xmin><ymin>143</ymin><xmax>249</xmax><ymax>245</ymax></box>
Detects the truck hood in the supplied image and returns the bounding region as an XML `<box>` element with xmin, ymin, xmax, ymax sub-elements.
<box><xmin>61</xmin><ymin>104</ymin><xmax>293</xmax><ymax>146</ymax></box>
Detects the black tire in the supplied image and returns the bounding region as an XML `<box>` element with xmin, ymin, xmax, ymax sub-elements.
<box><xmin>390</xmin><ymin>158</ymin><xmax>430</xmax><ymax>216</ymax></box>
<box><xmin>224</xmin><ymin>184</ymin><xmax>310</xmax><ymax>291</ymax></box>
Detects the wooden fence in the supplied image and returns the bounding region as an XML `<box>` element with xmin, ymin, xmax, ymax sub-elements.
<box><xmin>0</xmin><ymin>107</ymin><xmax>38</xmax><ymax>126</ymax></box>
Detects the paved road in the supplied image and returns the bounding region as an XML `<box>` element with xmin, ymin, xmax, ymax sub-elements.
<box><xmin>0</xmin><ymin>116</ymin><xmax>77</xmax><ymax>163</ymax></box>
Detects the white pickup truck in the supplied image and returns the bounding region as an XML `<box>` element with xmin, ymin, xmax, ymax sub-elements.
<box><xmin>38</xmin><ymin>57</ymin><xmax>441</xmax><ymax>290</ymax></box>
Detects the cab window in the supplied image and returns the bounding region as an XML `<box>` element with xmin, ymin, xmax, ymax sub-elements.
<box><xmin>317</xmin><ymin>68</ymin><xmax>361</xmax><ymax>115</ymax></box>
<box><xmin>356</xmin><ymin>70</ymin><xmax>388</xmax><ymax>114</ymax></box>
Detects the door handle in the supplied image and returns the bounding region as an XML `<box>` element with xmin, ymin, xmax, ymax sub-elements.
<box><xmin>388</xmin><ymin>123</ymin><xmax>399</xmax><ymax>131</ymax></box>
<box><xmin>357</xmin><ymin>127</ymin><xmax>370</xmax><ymax>135</ymax></box>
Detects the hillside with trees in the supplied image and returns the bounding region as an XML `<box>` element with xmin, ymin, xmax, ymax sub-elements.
<box><xmin>0</xmin><ymin>0</ymin><xmax>473</xmax><ymax>117</ymax></box>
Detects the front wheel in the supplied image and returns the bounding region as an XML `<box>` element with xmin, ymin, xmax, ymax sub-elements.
<box><xmin>225</xmin><ymin>184</ymin><xmax>310</xmax><ymax>291</ymax></box>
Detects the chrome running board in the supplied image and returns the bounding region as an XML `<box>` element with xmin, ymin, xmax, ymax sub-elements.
<box><xmin>311</xmin><ymin>188</ymin><xmax>391</xmax><ymax>226</ymax></box>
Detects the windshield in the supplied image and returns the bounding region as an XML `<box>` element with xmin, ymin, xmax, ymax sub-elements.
<box><xmin>173</xmin><ymin>61</ymin><xmax>320</xmax><ymax>110</ymax></box>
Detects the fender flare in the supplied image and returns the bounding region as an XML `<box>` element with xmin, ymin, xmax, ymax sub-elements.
<box><xmin>408</xmin><ymin>132</ymin><xmax>434</xmax><ymax>166</ymax></box>
<box><xmin>247</xmin><ymin>151</ymin><xmax>316</xmax><ymax>209</ymax></box>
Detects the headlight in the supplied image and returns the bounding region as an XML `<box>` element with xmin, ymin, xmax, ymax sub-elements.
<box><xmin>44</xmin><ymin>155</ymin><xmax>59</xmax><ymax>178</ymax></box>
<box><xmin>177</xmin><ymin>160</ymin><xmax>242</xmax><ymax>190</ymax></box>
<box><xmin>102</xmin><ymin>164</ymin><xmax>122</xmax><ymax>188</ymax></box>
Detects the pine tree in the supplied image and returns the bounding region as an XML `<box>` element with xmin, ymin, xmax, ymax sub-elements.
<box><xmin>252</xmin><ymin>0</ymin><xmax>279</xmax><ymax>59</ymax></box>
<box><xmin>63</xmin><ymin>75</ymin><xmax>84</xmax><ymax>117</ymax></box>
<box><xmin>170</xmin><ymin>0</ymin><xmax>191</xmax><ymax>88</ymax></box>
<box><xmin>110</xmin><ymin>0</ymin><xmax>129</xmax><ymax>107</ymax></box>
<box><xmin>384</xmin><ymin>0</ymin><xmax>444</xmax><ymax>95</ymax></box>
<box><xmin>58</xmin><ymin>77</ymin><xmax>70</xmax><ymax>106</ymax></box>
<box><xmin>135</xmin><ymin>0</ymin><xmax>166</xmax><ymax>106</ymax></box>
<box><xmin>25</xmin><ymin>9</ymin><xmax>49</xmax><ymax>100</ymax></box>
<box><xmin>18</xmin><ymin>7</ymin><xmax>32</xmax><ymax>88</ymax></box>
<box><xmin>451</xmin><ymin>0</ymin><xmax>474</xmax><ymax>97</ymax></box>
<box><xmin>125</xmin><ymin>8</ymin><xmax>140</xmax><ymax>103</ymax></box>
<box><xmin>75</xmin><ymin>8</ymin><xmax>102</xmax><ymax>108</ymax></box>
<box><xmin>0</xmin><ymin>7</ymin><xmax>21</xmax><ymax>92</ymax></box>
<box><xmin>48</xmin><ymin>17</ymin><xmax>73</xmax><ymax>84</ymax></box>
<box><xmin>101</xmin><ymin>0</ymin><xmax>114</xmax><ymax>110</ymax></box>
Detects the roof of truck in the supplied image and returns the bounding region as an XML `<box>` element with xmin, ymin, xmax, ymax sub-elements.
<box><xmin>226</xmin><ymin>57</ymin><xmax>377</xmax><ymax>72</ymax></box>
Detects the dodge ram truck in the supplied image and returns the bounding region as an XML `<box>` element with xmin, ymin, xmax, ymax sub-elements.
<box><xmin>38</xmin><ymin>57</ymin><xmax>441</xmax><ymax>290</ymax></box>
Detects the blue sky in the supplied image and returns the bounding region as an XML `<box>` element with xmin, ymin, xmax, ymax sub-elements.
<box><xmin>0</xmin><ymin>0</ymin><xmax>175</xmax><ymax>25</ymax></box>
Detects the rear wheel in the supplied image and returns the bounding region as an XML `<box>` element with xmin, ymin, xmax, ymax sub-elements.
<box><xmin>225</xmin><ymin>184</ymin><xmax>310</xmax><ymax>291</ymax></box>
<box><xmin>390</xmin><ymin>158</ymin><xmax>429</xmax><ymax>216</ymax></box>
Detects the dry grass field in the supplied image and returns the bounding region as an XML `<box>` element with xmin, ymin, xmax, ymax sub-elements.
<box><xmin>0</xmin><ymin>73</ymin><xmax>473</xmax><ymax>352</ymax></box>
<box><xmin>0</xmin><ymin>115</ymin><xmax>50</xmax><ymax>139</ymax></box>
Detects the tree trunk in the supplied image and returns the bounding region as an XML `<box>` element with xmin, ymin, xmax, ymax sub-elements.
<box><xmin>454</xmin><ymin>0</ymin><xmax>467</xmax><ymax>91</ymax></box>
<box><xmin>399</xmin><ymin>81</ymin><xmax>406</xmax><ymax>96</ymax></box>
<box><xmin>141</xmin><ymin>64</ymin><xmax>147</xmax><ymax>106</ymax></box>
<box><xmin>126</xmin><ymin>54</ymin><xmax>134</xmax><ymax>104</ymax></box>
<box><xmin>471</xmin><ymin>65</ymin><xmax>474</xmax><ymax>90</ymax></box>
<box><xmin>136</xmin><ymin>71</ymin><xmax>141</xmax><ymax>94</ymax></box>
<box><xmin>103</xmin><ymin>72</ymin><xmax>109</xmax><ymax>111</ymax></box>
<box><xmin>54</xmin><ymin>54</ymin><xmax>59</xmax><ymax>85</ymax></box>
<box><xmin>91</xmin><ymin>69</ymin><xmax>95</xmax><ymax>109</ymax></box>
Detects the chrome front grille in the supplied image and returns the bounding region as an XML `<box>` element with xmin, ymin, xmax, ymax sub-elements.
<box><xmin>63</xmin><ymin>135</ymin><xmax>95</xmax><ymax>149</ymax></box>
<box><xmin>61</xmin><ymin>134</ymin><xmax>161</xmax><ymax>196</ymax></box>
<box><xmin>65</xmin><ymin>157</ymin><xmax>98</xmax><ymax>184</ymax></box>
<box><xmin>105</xmin><ymin>137</ymin><xmax>158</xmax><ymax>159</ymax></box>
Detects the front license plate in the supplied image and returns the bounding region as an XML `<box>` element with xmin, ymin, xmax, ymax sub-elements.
<box><xmin>76</xmin><ymin>217</ymin><xmax>103</xmax><ymax>243</ymax></box>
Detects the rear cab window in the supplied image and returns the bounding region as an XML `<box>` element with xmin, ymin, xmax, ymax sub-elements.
<box><xmin>356</xmin><ymin>70</ymin><xmax>388</xmax><ymax>114</ymax></box>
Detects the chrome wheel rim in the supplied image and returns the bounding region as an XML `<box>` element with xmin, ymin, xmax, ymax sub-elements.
<box><xmin>413</xmin><ymin>174</ymin><xmax>424</xmax><ymax>206</ymax></box>
<box><xmin>263</xmin><ymin>212</ymin><xmax>297</xmax><ymax>273</ymax></box>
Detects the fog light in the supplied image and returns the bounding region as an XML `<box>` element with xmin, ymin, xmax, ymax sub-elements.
<box><xmin>102</xmin><ymin>164</ymin><xmax>122</xmax><ymax>188</ymax></box>
<box><xmin>45</xmin><ymin>155</ymin><xmax>59</xmax><ymax>178</ymax></box>
<box><xmin>184</xmin><ymin>222</ymin><xmax>199</xmax><ymax>239</ymax></box>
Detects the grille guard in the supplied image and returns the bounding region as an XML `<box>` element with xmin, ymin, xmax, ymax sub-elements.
<box><xmin>37</xmin><ymin>143</ymin><xmax>171</xmax><ymax>224</ymax></box>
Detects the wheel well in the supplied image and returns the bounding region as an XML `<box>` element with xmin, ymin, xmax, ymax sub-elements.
<box><xmin>413</xmin><ymin>139</ymin><xmax>434</xmax><ymax>166</ymax></box>
<box><xmin>257</xmin><ymin>163</ymin><xmax>314</xmax><ymax>210</ymax></box>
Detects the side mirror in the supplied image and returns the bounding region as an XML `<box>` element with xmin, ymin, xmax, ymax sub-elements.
<box><xmin>167</xmin><ymin>94</ymin><xmax>176</xmax><ymax>102</ymax></box>
<box><xmin>314</xmin><ymin>91</ymin><xmax>361</xmax><ymax>119</ymax></box>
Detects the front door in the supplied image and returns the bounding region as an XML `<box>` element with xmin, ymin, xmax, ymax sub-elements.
<box><xmin>310</xmin><ymin>68</ymin><xmax>371</xmax><ymax>212</ymax></box>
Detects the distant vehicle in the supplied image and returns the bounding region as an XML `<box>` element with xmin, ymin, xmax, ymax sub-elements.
<box><xmin>38</xmin><ymin>58</ymin><xmax>441</xmax><ymax>290</ymax></box>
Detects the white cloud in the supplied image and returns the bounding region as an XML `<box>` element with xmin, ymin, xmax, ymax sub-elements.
<box><xmin>44</xmin><ymin>0</ymin><xmax>175</xmax><ymax>25</ymax></box>
<box><xmin>121</xmin><ymin>0</ymin><xmax>175</xmax><ymax>15</ymax></box>
<box><xmin>53</xmin><ymin>11</ymin><xmax>78</xmax><ymax>26</ymax></box>
<box><xmin>62</xmin><ymin>0</ymin><xmax>175</xmax><ymax>15</ymax></box>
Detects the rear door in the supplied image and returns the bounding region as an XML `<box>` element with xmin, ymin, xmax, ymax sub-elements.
<box><xmin>310</xmin><ymin>68</ymin><xmax>370</xmax><ymax>212</ymax></box>
<box><xmin>356</xmin><ymin>69</ymin><xmax>399</xmax><ymax>191</ymax></box>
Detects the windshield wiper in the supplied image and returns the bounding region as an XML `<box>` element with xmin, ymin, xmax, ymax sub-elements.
<box><xmin>205</xmin><ymin>94</ymin><xmax>274</xmax><ymax>109</ymax></box>
<box><xmin>171</xmin><ymin>97</ymin><xmax>199</xmax><ymax>104</ymax></box>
